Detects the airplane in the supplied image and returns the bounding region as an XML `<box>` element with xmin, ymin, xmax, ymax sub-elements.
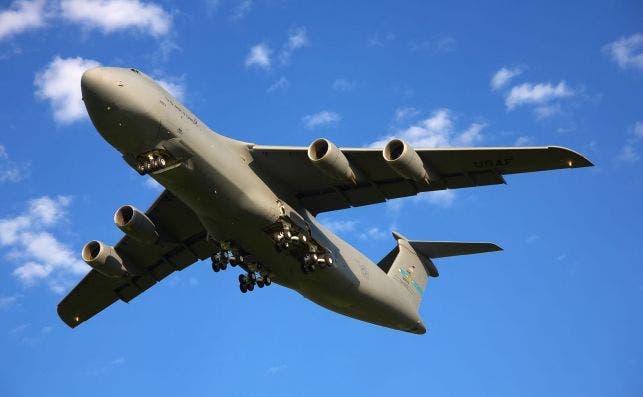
<box><xmin>57</xmin><ymin>67</ymin><xmax>593</xmax><ymax>334</ymax></box>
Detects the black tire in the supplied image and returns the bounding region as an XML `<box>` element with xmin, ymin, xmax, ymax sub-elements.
<box><xmin>240</xmin><ymin>284</ymin><xmax>247</xmax><ymax>293</ymax></box>
<box><xmin>239</xmin><ymin>274</ymin><xmax>248</xmax><ymax>283</ymax></box>
<box><xmin>249</xmin><ymin>273</ymin><xmax>257</xmax><ymax>282</ymax></box>
<box><xmin>264</xmin><ymin>276</ymin><xmax>272</xmax><ymax>286</ymax></box>
<box><xmin>212</xmin><ymin>262</ymin><xmax>220</xmax><ymax>272</ymax></box>
<box><xmin>220</xmin><ymin>262</ymin><xmax>227</xmax><ymax>271</ymax></box>
<box><xmin>248</xmin><ymin>283</ymin><xmax>254</xmax><ymax>291</ymax></box>
<box><xmin>257</xmin><ymin>280</ymin><xmax>264</xmax><ymax>288</ymax></box>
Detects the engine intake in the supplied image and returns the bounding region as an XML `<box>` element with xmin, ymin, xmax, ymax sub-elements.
<box><xmin>307</xmin><ymin>138</ymin><xmax>356</xmax><ymax>184</ymax></box>
<box><xmin>114</xmin><ymin>205</ymin><xmax>159</xmax><ymax>244</ymax></box>
<box><xmin>81</xmin><ymin>240</ymin><xmax>127</xmax><ymax>278</ymax></box>
<box><xmin>383</xmin><ymin>139</ymin><xmax>437</xmax><ymax>183</ymax></box>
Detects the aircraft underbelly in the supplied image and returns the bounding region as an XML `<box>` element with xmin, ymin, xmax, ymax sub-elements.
<box><xmin>150</xmin><ymin>126</ymin><xmax>418</xmax><ymax>331</ymax></box>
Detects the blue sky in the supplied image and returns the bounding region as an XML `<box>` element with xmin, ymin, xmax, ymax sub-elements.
<box><xmin>1</xmin><ymin>0</ymin><xmax>642</xmax><ymax>395</ymax></box>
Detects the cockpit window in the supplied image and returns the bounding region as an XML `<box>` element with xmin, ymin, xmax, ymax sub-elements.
<box><xmin>130</xmin><ymin>68</ymin><xmax>140</xmax><ymax>74</ymax></box>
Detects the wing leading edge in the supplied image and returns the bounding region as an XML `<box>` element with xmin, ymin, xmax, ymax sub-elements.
<box><xmin>249</xmin><ymin>145</ymin><xmax>592</xmax><ymax>214</ymax></box>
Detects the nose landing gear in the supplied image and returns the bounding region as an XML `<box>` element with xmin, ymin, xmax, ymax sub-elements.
<box><xmin>134</xmin><ymin>149</ymin><xmax>177</xmax><ymax>175</ymax></box>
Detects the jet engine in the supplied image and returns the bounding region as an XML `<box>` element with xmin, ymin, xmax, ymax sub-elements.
<box><xmin>81</xmin><ymin>240</ymin><xmax>127</xmax><ymax>278</ymax></box>
<box><xmin>307</xmin><ymin>138</ymin><xmax>356</xmax><ymax>184</ymax></box>
<box><xmin>114</xmin><ymin>205</ymin><xmax>159</xmax><ymax>244</ymax></box>
<box><xmin>383</xmin><ymin>139</ymin><xmax>437</xmax><ymax>183</ymax></box>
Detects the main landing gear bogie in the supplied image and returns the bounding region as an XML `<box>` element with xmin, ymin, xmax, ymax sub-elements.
<box><xmin>210</xmin><ymin>247</ymin><xmax>272</xmax><ymax>294</ymax></box>
<box><xmin>238</xmin><ymin>272</ymin><xmax>272</xmax><ymax>293</ymax></box>
<box><xmin>267</xmin><ymin>217</ymin><xmax>334</xmax><ymax>275</ymax></box>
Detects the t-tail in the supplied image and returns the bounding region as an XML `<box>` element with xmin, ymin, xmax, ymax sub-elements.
<box><xmin>379</xmin><ymin>232</ymin><xmax>503</xmax><ymax>311</ymax></box>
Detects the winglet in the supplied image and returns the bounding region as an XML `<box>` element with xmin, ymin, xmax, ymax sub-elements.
<box><xmin>548</xmin><ymin>146</ymin><xmax>594</xmax><ymax>168</ymax></box>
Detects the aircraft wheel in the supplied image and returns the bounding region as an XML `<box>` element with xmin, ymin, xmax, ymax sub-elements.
<box><xmin>264</xmin><ymin>276</ymin><xmax>272</xmax><ymax>286</ymax></box>
<box><xmin>257</xmin><ymin>279</ymin><xmax>264</xmax><ymax>288</ymax></box>
<box><xmin>220</xmin><ymin>262</ymin><xmax>227</xmax><ymax>271</ymax></box>
<box><xmin>240</xmin><ymin>284</ymin><xmax>247</xmax><ymax>293</ymax></box>
<box><xmin>247</xmin><ymin>283</ymin><xmax>254</xmax><ymax>292</ymax></box>
<box><xmin>248</xmin><ymin>273</ymin><xmax>257</xmax><ymax>282</ymax></box>
<box><xmin>212</xmin><ymin>262</ymin><xmax>220</xmax><ymax>272</ymax></box>
<box><xmin>239</xmin><ymin>274</ymin><xmax>248</xmax><ymax>284</ymax></box>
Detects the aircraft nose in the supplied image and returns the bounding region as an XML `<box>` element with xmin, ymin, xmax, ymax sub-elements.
<box><xmin>81</xmin><ymin>66</ymin><xmax>107</xmax><ymax>99</ymax></box>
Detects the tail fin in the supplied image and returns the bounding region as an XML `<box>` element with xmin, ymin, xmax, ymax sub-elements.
<box><xmin>378</xmin><ymin>232</ymin><xmax>502</xmax><ymax>309</ymax></box>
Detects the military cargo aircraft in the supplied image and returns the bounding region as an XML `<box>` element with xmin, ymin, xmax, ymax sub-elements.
<box><xmin>58</xmin><ymin>67</ymin><xmax>593</xmax><ymax>334</ymax></box>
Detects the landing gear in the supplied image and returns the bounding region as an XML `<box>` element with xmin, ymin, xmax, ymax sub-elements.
<box><xmin>267</xmin><ymin>217</ymin><xmax>334</xmax><ymax>274</ymax></box>
<box><xmin>238</xmin><ymin>271</ymin><xmax>271</xmax><ymax>293</ymax></box>
<box><xmin>134</xmin><ymin>149</ymin><xmax>176</xmax><ymax>175</ymax></box>
<box><xmin>209</xmin><ymin>243</ymin><xmax>273</xmax><ymax>294</ymax></box>
<box><xmin>210</xmin><ymin>251</ymin><xmax>228</xmax><ymax>272</ymax></box>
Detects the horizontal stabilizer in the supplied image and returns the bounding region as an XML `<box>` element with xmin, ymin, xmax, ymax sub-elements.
<box><xmin>409</xmin><ymin>241</ymin><xmax>502</xmax><ymax>259</ymax></box>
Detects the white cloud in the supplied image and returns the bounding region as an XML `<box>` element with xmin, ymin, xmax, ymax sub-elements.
<box><xmin>369</xmin><ymin>108</ymin><xmax>484</xmax><ymax>148</ymax></box>
<box><xmin>603</xmin><ymin>33</ymin><xmax>643</xmax><ymax>71</ymax></box>
<box><xmin>267</xmin><ymin>76</ymin><xmax>289</xmax><ymax>92</ymax></box>
<box><xmin>267</xmin><ymin>364</ymin><xmax>286</xmax><ymax>375</ymax></box>
<box><xmin>368</xmin><ymin>32</ymin><xmax>395</xmax><ymax>47</ymax></box>
<box><xmin>0</xmin><ymin>196</ymin><xmax>88</xmax><ymax>292</ymax></box>
<box><xmin>0</xmin><ymin>0</ymin><xmax>46</xmax><ymax>41</ymax></box>
<box><xmin>490</xmin><ymin>66</ymin><xmax>523</xmax><ymax>91</ymax></box>
<box><xmin>321</xmin><ymin>219</ymin><xmax>357</xmax><ymax>234</ymax></box>
<box><xmin>616</xmin><ymin>122</ymin><xmax>643</xmax><ymax>164</ymax></box>
<box><xmin>279</xmin><ymin>27</ymin><xmax>309</xmax><ymax>64</ymax></box>
<box><xmin>286</xmin><ymin>27</ymin><xmax>308</xmax><ymax>50</ymax></box>
<box><xmin>34</xmin><ymin>56</ymin><xmax>101</xmax><ymax>124</ymax></box>
<box><xmin>525</xmin><ymin>234</ymin><xmax>540</xmax><ymax>243</ymax></box>
<box><xmin>514</xmin><ymin>136</ymin><xmax>534</xmax><ymax>146</ymax></box>
<box><xmin>533</xmin><ymin>103</ymin><xmax>562</xmax><ymax>119</ymax></box>
<box><xmin>302</xmin><ymin>111</ymin><xmax>341</xmax><ymax>129</ymax></box>
<box><xmin>29</xmin><ymin>196</ymin><xmax>71</xmax><ymax>225</ymax></box>
<box><xmin>155</xmin><ymin>76</ymin><xmax>185</xmax><ymax>100</ymax></box>
<box><xmin>505</xmin><ymin>81</ymin><xmax>574</xmax><ymax>110</ymax></box>
<box><xmin>60</xmin><ymin>0</ymin><xmax>172</xmax><ymax>36</ymax></box>
<box><xmin>230</xmin><ymin>0</ymin><xmax>252</xmax><ymax>21</ymax></box>
<box><xmin>0</xmin><ymin>295</ymin><xmax>19</xmax><ymax>310</ymax></box>
<box><xmin>617</xmin><ymin>144</ymin><xmax>638</xmax><ymax>163</ymax></box>
<box><xmin>393</xmin><ymin>107</ymin><xmax>420</xmax><ymax>122</ymax></box>
<box><xmin>409</xmin><ymin>36</ymin><xmax>456</xmax><ymax>53</ymax></box>
<box><xmin>332</xmin><ymin>78</ymin><xmax>355</xmax><ymax>92</ymax></box>
<box><xmin>0</xmin><ymin>144</ymin><xmax>28</xmax><ymax>183</ymax></box>
<box><xmin>110</xmin><ymin>357</ymin><xmax>125</xmax><ymax>365</ymax></box>
<box><xmin>415</xmin><ymin>190</ymin><xmax>455</xmax><ymax>208</ymax></box>
<box><xmin>634</xmin><ymin>121</ymin><xmax>643</xmax><ymax>139</ymax></box>
<box><xmin>358</xmin><ymin>227</ymin><xmax>387</xmax><ymax>240</ymax></box>
<box><xmin>245</xmin><ymin>43</ymin><xmax>271</xmax><ymax>69</ymax></box>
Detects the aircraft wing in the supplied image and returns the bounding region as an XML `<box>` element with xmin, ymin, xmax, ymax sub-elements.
<box><xmin>57</xmin><ymin>190</ymin><xmax>219</xmax><ymax>328</ymax></box>
<box><xmin>249</xmin><ymin>145</ymin><xmax>592</xmax><ymax>215</ymax></box>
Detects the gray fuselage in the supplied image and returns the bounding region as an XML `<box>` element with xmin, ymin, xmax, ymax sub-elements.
<box><xmin>80</xmin><ymin>66</ymin><xmax>426</xmax><ymax>334</ymax></box>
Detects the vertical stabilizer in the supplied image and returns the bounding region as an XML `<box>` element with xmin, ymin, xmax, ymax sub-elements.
<box><xmin>380</xmin><ymin>232</ymin><xmax>502</xmax><ymax>310</ymax></box>
<box><xmin>381</xmin><ymin>232</ymin><xmax>434</xmax><ymax>309</ymax></box>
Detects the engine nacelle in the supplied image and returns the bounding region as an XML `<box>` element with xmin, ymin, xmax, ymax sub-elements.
<box><xmin>81</xmin><ymin>240</ymin><xmax>127</xmax><ymax>278</ymax></box>
<box><xmin>307</xmin><ymin>138</ymin><xmax>356</xmax><ymax>184</ymax></box>
<box><xmin>114</xmin><ymin>205</ymin><xmax>159</xmax><ymax>244</ymax></box>
<box><xmin>383</xmin><ymin>139</ymin><xmax>437</xmax><ymax>183</ymax></box>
